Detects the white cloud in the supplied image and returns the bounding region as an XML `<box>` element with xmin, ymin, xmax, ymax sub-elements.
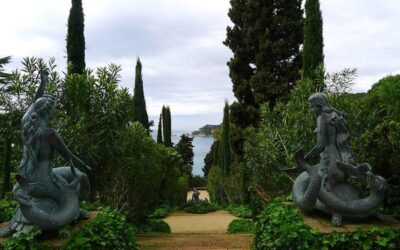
<box><xmin>1</xmin><ymin>0</ymin><xmax>400</xmax><ymax>129</ymax></box>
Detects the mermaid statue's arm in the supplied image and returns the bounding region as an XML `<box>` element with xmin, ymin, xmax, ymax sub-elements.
<box><xmin>34</xmin><ymin>70</ymin><xmax>49</xmax><ymax>101</ymax></box>
<box><xmin>49</xmin><ymin>129</ymin><xmax>91</xmax><ymax>172</ymax></box>
<box><xmin>21</xmin><ymin>70</ymin><xmax>49</xmax><ymax>126</ymax></box>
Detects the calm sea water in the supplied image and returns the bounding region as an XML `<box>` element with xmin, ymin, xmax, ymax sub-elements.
<box><xmin>151</xmin><ymin>130</ymin><xmax>214</xmax><ymax>176</ymax></box>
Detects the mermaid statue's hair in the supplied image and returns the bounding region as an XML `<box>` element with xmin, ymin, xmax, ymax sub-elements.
<box><xmin>19</xmin><ymin>95</ymin><xmax>56</xmax><ymax>178</ymax></box>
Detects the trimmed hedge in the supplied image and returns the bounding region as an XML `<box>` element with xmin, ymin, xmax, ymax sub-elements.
<box><xmin>226</xmin><ymin>204</ymin><xmax>253</xmax><ymax>218</ymax></box>
<box><xmin>149</xmin><ymin>205</ymin><xmax>170</xmax><ymax>219</ymax></box>
<box><xmin>181</xmin><ymin>200</ymin><xmax>219</xmax><ymax>214</ymax></box>
<box><xmin>253</xmin><ymin>198</ymin><xmax>400</xmax><ymax>250</ymax></box>
<box><xmin>227</xmin><ymin>219</ymin><xmax>255</xmax><ymax>233</ymax></box>
<box><xmin>136</xmin><ymin>219</ymin><xmax>171</xmax><ymax>234</ymax></box>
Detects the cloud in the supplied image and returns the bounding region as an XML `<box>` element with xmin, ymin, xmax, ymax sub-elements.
<box><xmin>1</xmin><ymin>0</ymin><xmax>400</xmax><ymax>129</ymax></box>
<box><xmin>321</xmin><ymin>0</ymin><xmax>400</xmax><ymax>90</ymax></box>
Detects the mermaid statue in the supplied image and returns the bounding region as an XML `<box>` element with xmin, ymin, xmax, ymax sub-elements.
<box><xmin>292</xmin><ymin>93</ymin><xmax>388</xmax><ymax>226</ymax></box>
<box><xmin>0</xmin><ymin>70</ymin><xmax>91</xmax><ymax>237</ymax></box>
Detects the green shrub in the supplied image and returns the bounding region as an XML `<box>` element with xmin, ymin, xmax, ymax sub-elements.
<box><xmin>226</xmin><ymin>204</ymin><xmax>253</xmax><ymax>218</ymax></box>
<box><xmin>253</xmin><ymin>198</ymin><xmax>400</xmax><ymax>250</ymax></box>
<box><xmin>136</xmin><ymin>219</ymin><xmax>171</xmax><ymax>234</ymax></box>
<box><xmin>2</xmin><ymin>229</ymin><xmax>50</xmax><ymax>250</ymax></box>
<box><xmin>80</xmin><ymin>200</ymin><xmax>102</xmax><ymax>211</ymax></box>
<box><xmin>181</xmin><ymin>200</ymin><xmax>219</xmax><ymax>214</ymax></box>
<box><xmin>227</xmin><ymin>219</ymin><xmax>254</xmax><ymax>233</ymax></box>
<box><xmin>62</xmin><ymin>207</ymin><xmax>138</xmax><ymax>250</ymax></box>
<box><xmin>0</xmin><ymin>198</ymin><xmax>17</xmax><ymax>222</ymax></box>
<box><xmin>149</xmin><ymin>205</ymin><xmax>170</xmax><ymax>219</ymax></box>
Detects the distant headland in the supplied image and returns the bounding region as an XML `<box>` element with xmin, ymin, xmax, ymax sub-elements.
<box><xmin>192</xmin><ymin>124</ymin><xmax>220</xmax><ymax>137</ymax></box>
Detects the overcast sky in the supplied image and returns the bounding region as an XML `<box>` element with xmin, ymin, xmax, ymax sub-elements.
<box><xmin>1</xmin><ymin>0</ymin><xmax>399</xmax><ymax>130</ymax></box>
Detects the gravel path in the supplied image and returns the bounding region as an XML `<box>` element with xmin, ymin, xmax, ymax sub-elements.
<box><xmin>163</xmin><ymin>210</ymin><xmax>237</xmax><ymax>233</ymax></box>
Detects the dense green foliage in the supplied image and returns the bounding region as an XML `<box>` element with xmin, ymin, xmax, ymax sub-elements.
<box><xmin>303</xmin><ymin>0</ymin><xmax>324</xmax><ymax>88</ymax></box>
<box><xmin>0</xmin><ymin>59</ymin><xmax>189</xmax><ymax>223</ymax></box>
<box><xmin>1</xmin><ymin>208</ymin><xmax>138</xmax><ymax>249</ymax></box>
<box><xmin>1</xmin><ymin>229</ymin><xmax>50</xmax><ymax>250</ymax></box>
<box><xmin>149</xmin><ymin>205</ymin><xmax>170</xmax><ymax>219</ymax></box>
<box><xmin>224</xmin><ymin>0</ymin><xmax>303</xmax><ymax>130</ymax></box>
<box><xmin>162</xmin><ymin>106</ymin><xmax>172</xmax><ymax>147</ymax></box>
<box><xmin>241</xmin><ymin>72</ymin><xmax>400</xmax><ymax>220</ymax></box>
<box><xmin>175</xmin><ymin>134</ymin><xmax>194</xmax><ymax>177</ymax></box>
<box><xmin>253</xmin><ymin>198</ymin><xmax>400</xmax><ymax>250</ymax></box>
<box><xmin>0</xmin><ymin>196</ymin><xmax>17</xmax><ymax>222</ymax></box>
<box><xmin>66</xmin><ymin>0</ymin><xmax>85</xmax><ymax>74</ymax></box>
<box><xmin>243</xmin><ymin>79</ymin><xmax>315</xmax><ymax>206</ymax></box>
<box><xmin>63</xmin><ymin>208</ymin><xmax>138</xmax><ymax>249</ymax></box>
<box><xmin>207</xmin><ymin>162</ymin><xmax>246</xmax><ymax>205</ymax></box>
<box><xmin>351</xmin><ymin>75</ymin><xmax>400</xmax><ymax>182</ymax></box>
<box><xmin>207</xmin><ymin>103</ymin><xmax>247</xmax><ymax>205</ymax></box>
<box><xmin>203</xmin><ymin>140</ymin><xmax>219</xmax><ymax>177</ymax></box>
<box><xmin>60</xmin><ymin>65</ymin><xmax>188</xmax><ymax>219</ymax></box>
<box><xmin>136</xmin><ymin>219</ymin><xmax>171</xmax><ymax>234</ymax></box>
<box><xmin>190</xmin><ymin>175</ymin><xmax>206</xmax><ymax>187</ymax></box>
<box><xmin>225</xmin><ymin>204</ymin><xmax>252</xmax><ymax>218</ymax></box>
<box><xmin>181</xmin><ymin>199</ymin><xmax>219</xmax><ymax>214</ymax></box>
<box><xmin>132</xmin><ymin>58</ymin><xmax>150</xmax><ymax>131</ymax></box>
<box><xmin>227</xmin><ymin>219</ymin><xmax>254</xmax><ymax>234</ymax></box>
<box><xmin>219</xmin><ymin>102</ymin><xmax>231</xmax><ymax>176</ymax></box>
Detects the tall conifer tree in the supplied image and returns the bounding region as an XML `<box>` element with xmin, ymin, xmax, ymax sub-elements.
<box><xmin>132</xmin><ymin>58</ymin><xmax>150</xmax><ymax>131</ymax></box>
<box><xmin>303</xmin><ymin>0</ymin><xmax>324</xmax><ymax>89</ymax></box>
<box><xmin>162</xmin><ymin>106</ymin><xmax>172</xmax><ymax>147</ymax></box>
<box><xmin>219</xmin><ymin>102</ymin><xmax>231</xmax><ymax>176</ymax></box>
<box><xmin>157</xmin><ymin>113</ymin><xmax>163</xmax><ymax>144</ymax></box>
<box><xmin>224</xmin><ymin>0</ymin><xmax>303</xmax><ymax>156</ymax></box>
<box><xmin>66</xmin><ymin>0</ymin><xmax>86</xmax><ymax>74</ymax></box>
<box><xmin>175</xmin><ymin>134</ymin><xmax>194</xmax><ymax>177</ymax></box>
<box><xmin>224</xmin><ymin>0</ymin><xmax>303</xmax><ymax>122</ymax></box>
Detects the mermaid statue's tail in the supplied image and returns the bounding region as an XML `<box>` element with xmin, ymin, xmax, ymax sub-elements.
<box><xmin>15</xmin><ymin>175</ymin><xmax>81</xmax><ymax>231</ymax></box>
<box><xmin>292</xmin><ymin>149</ymin><xmax>322</xmax><ymax>213</ymax></box>
<box><xmin>53</xmin><ymin>166</ymin><xmax>91</xmax><ymax>201</ymax></box>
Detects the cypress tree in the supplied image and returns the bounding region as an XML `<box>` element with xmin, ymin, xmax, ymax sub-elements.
<box><xmin>224</xmin><ymin>0</ymin><xmax>303</xmax><ymax>156</ymax></box>
<box><xmin>224</xmin><ymin>0</ymin><xmax>303</xmax><ymax>119</ymax></box>
<box><xmin>162</xmin><ymin>106</ymin><xmax>172</xmax><ymax>147</ymax></box>
<box><xmin>219</xmin><ymin>102</ymin><xmax>231</xmax><ymax>176</ymax></box>
<box><xmin>203</xmin><ymin>140</ymin><xmax>220</xmax><ymax>177</ymax></box>
<box><xmin>132</xmin><ymin>58</ymin><xmax>150</xmax><ymax>131</ymax></box>
<box><xmin>175</xmin><ymin>134</ymin><xmax>194</xmax><ymax>177</ymax></box>
<box><xmin>66</xmin><ymin>0</ymin><xmax>86</xmax><ymax>74</ymax></box>
<box><xmin>303</xmin><ymin>0</ymin><xmax>324</xmax><ymax>89</ymax></box>
<box><xmin>156</xmin><ymin>113</ymin><xmax>163</xmax><ymax>144</ymax></box>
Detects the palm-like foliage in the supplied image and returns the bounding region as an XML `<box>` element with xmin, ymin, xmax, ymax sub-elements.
<box><xmin>0</xmin><ymin>56</ymin><xmax>11</xmax><ymax>85</ymax></box>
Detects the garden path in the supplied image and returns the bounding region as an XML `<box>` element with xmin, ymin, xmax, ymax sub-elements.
<box><xmin>137</xmin><ymin>210</ymin><xmax>253</xmax><ymax>249</ymax></box>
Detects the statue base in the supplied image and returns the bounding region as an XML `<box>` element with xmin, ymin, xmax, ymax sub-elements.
<box><xmin>0</xmin><ymin>211</ymin><xmax>99</xmax><ymax>247</ymax></box>
<box><xmin>284</xmin><ymin>202</ymin><xmax>400</xmax><ymax>234</ymax></box>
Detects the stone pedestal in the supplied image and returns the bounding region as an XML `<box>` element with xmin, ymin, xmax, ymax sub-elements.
<box><xmin>284</xmin><ymin>201</ymin><xmax>400</xmax><ymax>234</ymax></box>
<box><xmin>0</xmin><ymin>211</ymin><xmax>99</xmax><ymax>247</ymax></box>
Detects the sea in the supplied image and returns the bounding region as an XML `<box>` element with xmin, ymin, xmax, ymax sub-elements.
<box><xmin>151</xmin><ymin>130</ymin><xmax>214</xmax><ymax>176</ymax></box>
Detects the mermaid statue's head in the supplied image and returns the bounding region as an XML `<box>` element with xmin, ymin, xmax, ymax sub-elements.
<box><xmin>33</xmin><ymin>95</ymin><xmax>56</xmax><ymax>121</ymax></box>
<box><xmin>308</xmin><ymin>92</ymin><xmax>332</xmax><ymax>115</ymax></box>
